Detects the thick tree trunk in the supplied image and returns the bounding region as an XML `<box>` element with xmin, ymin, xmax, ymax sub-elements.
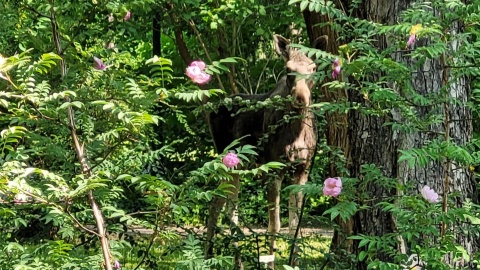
<box><xmin>348</xmin><ymin>88</ymin><xmax>397</xmax><ymax>268</ymax></box>
<box><xmin>394</xmin><ymin>19</ymin><xmax>478</xmax><ymax>267</ymax></box>
<box><xmin>345</xmin><ymin>3</ymin><xmax>398</xmax><ymax>268</ymax></box>
<box><xmin>304</xmin><ymin>1</ymin><xmax>478</xmax><ymax>269</ymax></box>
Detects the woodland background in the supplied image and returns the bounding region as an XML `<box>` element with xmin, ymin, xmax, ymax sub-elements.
<box><xmin>1</xmin><ymin>0</ymin><xmax>480</xmax><ymax>269</ymax></box>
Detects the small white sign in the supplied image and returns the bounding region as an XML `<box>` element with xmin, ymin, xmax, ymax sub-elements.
<box><xmin>259</xmin><ymin>255</ymin><xmax>275</xmax><ymax>263</ymax></box>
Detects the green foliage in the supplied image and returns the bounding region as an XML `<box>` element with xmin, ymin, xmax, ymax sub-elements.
<box><xmin>286</xmin><ymin>0</ymin><xmax>480</xmax><ymax>269</ymax></box>
<box><xmin>1</xmin><ymin>0</ymin><xmax>480</xmax><ymax>269</ymax></box>
<box><xmin>176</xmin><ymin>234</ymin><xmax>233</xmax><ymax>270</ymax></box>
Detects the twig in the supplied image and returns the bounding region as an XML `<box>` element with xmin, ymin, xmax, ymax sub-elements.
<box><xmin>440</xmin><ymin>51</ymin><xmax>450</xmax><ymax>238</ymax></box>
<box><xmin>288</xmin><ymin>195</ymin><xmax>306</xmax><ymax>266</ymax></box>
<box><xmin>125</xmin><ymin>210</ymin><xmax>163</xmax><ymax>217</ymax></box>
<box><xmin>216</xmin><ymin>22</ymin><xmax>238</xmax><ymax>94</ymax></box>
<box><xmin>65</xmin><ymin>209</ymin><xmax>101</xmax><ymax>237</ymax></box>
<box><xmin>132</xmin><ymin>213</ymin><xmax>160</xmax><ymax>270</ymax></box>
<box><xmin>133</xmin><ymin>203</ymin><xmax>171</xmax><ymax>270</ymax></box>
<box><xmin>88</xmin><ymin>139</ymin><xmax>126</xmax><ymax>172</ymax></box>
<box><xmin>9</xmin><ymin>188</ymin><xmax>100</xmax><ymax>237</ymax></box>
<box><xmin>164</xmin><ymin>1</ymin><xmax>193</xmax><ymax>65</ymax></box>
<box><xmin>255</xmin><ymin>233</ymin><xmax>261</xmax><ymax>270</ymax></box>
<box><xmin>254</xmin><ymin>53</ymin><xmax>274</xmax><ymax>94</ymax></box>
<box><xmin>23</xmin><ymin>3</ymin><xmax>51</xmax><ymax>19</ymax></box>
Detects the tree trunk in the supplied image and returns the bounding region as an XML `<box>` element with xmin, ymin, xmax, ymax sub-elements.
<box><xmin>394</xmin><ymin>19</ymin><xmax>478</xmax><ymax>268</ymax></box>
<box><xmin>304</xmin><ymin>1</ymin><xmax>478</xmax><ymax>269</ymax></box>
<box><xmin>152</xmin><ymin>10</ymin><xmax>162</xmax><ymax>57</ymax></box>
<box><xmin>303</xmin><ymin>7</ymin><xmax>354</xmax><ymax>254</ymax></box>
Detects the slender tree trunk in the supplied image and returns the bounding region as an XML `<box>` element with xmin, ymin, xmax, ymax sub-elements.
<box><xmin>165</xmin><ymin>2</ymin><xmax>192</xmax><ymax>66</ymax></box>
<box><xmin>152</xmin><ymin>10</ymin><xmax>162</xmax><ymax>57</ymax></box>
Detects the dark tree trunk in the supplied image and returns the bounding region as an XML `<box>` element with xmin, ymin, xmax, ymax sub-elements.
<box><xmin>304</xmin><ymin>1</ymin><xmax>478</xmax><ymax>269</ymax></box>
<box><xmin>152</xmin><ymin>10</ymin><xmax>162</xmax><ymax>57</ymax></box>
<box><xmin>345</xmin><ymin>3</ymin><xmax>399</xmax><ymax>268</ymax></box>
<box><xmin>165</xmin><ymin>2</ymin><xmax>192</xmax><ymax>66</ymax></box>
<box><xmin>348</xmin><ymin>88</ymin><xmax>398</xmax><ymax>268</ymax></box>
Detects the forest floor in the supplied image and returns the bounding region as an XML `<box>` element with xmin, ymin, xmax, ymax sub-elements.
<box><xmin>125</xmin><ymin>225</ymin><xmax>332</xmax><ymax>268</ymax></box>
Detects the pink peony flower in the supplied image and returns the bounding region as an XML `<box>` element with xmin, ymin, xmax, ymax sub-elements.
<box><xmin>124</xmin><ymin>11</ymin><xmax>131</xmax><ymax>21</ymax></box>
<box><xmin>192</xmin><ymin>72</ymin><xmax>211</xmax><ymax>84</ymax></box>
<box><xmin>93</xmin><ymin>56</ymin><xmax>110</xmax><ymax>71</ymax></box>
<box><xmin>331</xmin><ymin>58</ymin><xmax>342</xmax><ymax>79</ymax></box>
<box><xmin>114</xmin><ymin>260</ymin><xmax>121</xmax><ymax>269</ymax></box>
<box><xmin>190</xmin><ymin>60</ymin><xmax>206</xmax><ymax>70</ymax></box>
<box><xmin>222</xmin><ymin>152</ymin><xmax>240</xmax><ymax>168</ymax></box>
<box><xmin>407</xmin><ymin>24</ymin><xmax>422</xmax><ymax>48</ymax></box>
<box><xmin>407</xmin><ymin>34</ymin><xmax>416</xmax><ymax>48</ymax></box>
<box><xmin>186</xmin><ymin>61</ymin><xmax>211</xmax><ymax>84</ymax></box>
<box><xmin>323</xmin><ymin>177</ymin><xmax>342</xmax><ymax>197</ymax></box>
<box><xmin>186</xmin><ymin>63</ymin><xmax>202</xmax><ymax>78</ymax></box>
<box><xmin>421</xmin><ymin>185</ymin><xmax>439</xmax><ymax>203</ymax></box>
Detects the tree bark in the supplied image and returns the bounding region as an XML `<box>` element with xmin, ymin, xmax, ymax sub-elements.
<box><xmin>165</xmin><ymin>2</ymin><xmax>192</xmax><ymax>66</ymax></box>
<box><xmin>152</xmin><ymin>10</ymin><xmax>162</xmax><ymax>57</ymax></box>
<box><xmin>304</xmin><ymin>1</ymin><xmax>478</xmax><ymax>269</ymax></box>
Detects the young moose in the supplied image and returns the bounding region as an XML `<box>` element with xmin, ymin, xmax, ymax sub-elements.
<box><xmin>207</xmin><ymin>34</ymin><xmax>328</xmax><ymax>269</ymax></box>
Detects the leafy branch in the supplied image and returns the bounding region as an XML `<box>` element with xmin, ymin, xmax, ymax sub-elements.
<box><xmin>47</xmin><ymin>1</ymin><xmax>113</xmax><ymax>269</ymax></box>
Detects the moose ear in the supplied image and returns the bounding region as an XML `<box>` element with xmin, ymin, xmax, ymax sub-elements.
<box><xmin>312</xmin><ymin>35</ymin><xmax>328</xmax><ymax>51</ymax></box>
<box><xmin>273</xmin><ymin>34</ymin><xmax>290</xmax><ymax>59</ymax></box>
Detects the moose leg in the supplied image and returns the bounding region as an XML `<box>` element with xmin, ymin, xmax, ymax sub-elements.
<box><xmin>288</xmin><ymin>168</ymin><xmax>308</xmax><ymax>266</ymax></box>
<box><xmin>205</xmin><ymin>176</ymin><xmax>243</xmax><ymax>269</ymax></box>
<box><xmin>225</xmin><ymin>175</ymin><xmax>243</xmax><ymax>270</ymax></box>
<box><xmin>205</xmin><ymin>194</ymin><xmax>226</xmax><ymax>258</ymax></box>
<box><xmin>266</xmin><ymin>177</ymin><xmax>282</xmax><ymax>269</ymax></box>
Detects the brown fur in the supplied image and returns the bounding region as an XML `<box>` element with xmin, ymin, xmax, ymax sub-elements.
<box><xmin>207</xmin><ymin>34</ymin><xmax>327</xmax><ymax>269</ymax></box>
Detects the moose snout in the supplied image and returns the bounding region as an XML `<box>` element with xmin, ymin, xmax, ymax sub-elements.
<box><xmin>291</xmin><ymin>80</ymin><xmax>311</xmax><ymax>107</ymax></box>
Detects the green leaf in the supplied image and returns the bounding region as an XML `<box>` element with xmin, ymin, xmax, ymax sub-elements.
<box><xmin>455</xmin><ymin>245</ymin><xmax>470</xmax><ymax>262</ymax></box>
<box><xmin>464</xmin><ymin>214</ymin><xmax>480</xmax><ymax>225</ymax></box>
<box><xmin>358</xmin><ymin>251</ymin><xmax>367</xmax><ymax>261</ymax></box>
<box><xmin>219</xmin><ymin>58</ymin><xmax>238</xmax><ymax>63</ymax></box>
<box><xmin>288</xmin><ymin>0</ymin><xmax>302</xmax><ymax>5</ymax></box>
<box><xmin>258</xmin><ymin>5</ymin><xmax>266</xmax><ymax>15</ymax></box>
<box><xmin>58</xmin><ymin>102</ymin><xmax>71</xmax><ymax>110</ymax></box>
<box><xmin>102</xmin><ymin>102</ymin><xmax>115</xmax><ymax>111</ymax></box>
<box><xmin>299</xmin><ymin>1</ymin><xmax>309</xmax><ymax>11</ymax></box>
<box><xmin>264</xmin><ymin>161</ymin><xmax>286</xmax><ymax>168</ymax></box>
<box><xmin>71</xmin><ymin>101</ymin><xmax>83</xmax><ymax>109</ymax></box>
